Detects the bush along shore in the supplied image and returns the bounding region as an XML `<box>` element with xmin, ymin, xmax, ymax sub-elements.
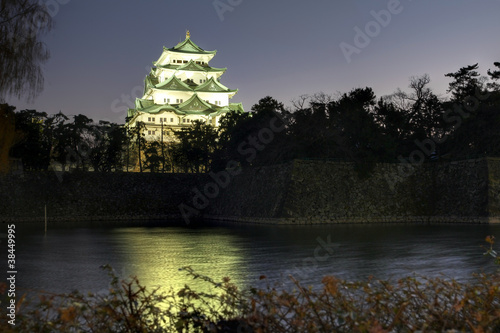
<box><xmin>1</xmin><ymin>237</ymin><xmax>499</xmax><ymax>332</ymax></box>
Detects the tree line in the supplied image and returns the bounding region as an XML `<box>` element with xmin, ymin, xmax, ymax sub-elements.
<box><xmin>1</xmin><ymin>2</ymin><xmax>499</xmax><ymax>175</ymax></box>
<box><xmin>0</xmin><ymin>108</ymin><xmax>129</xmax><ymax>172</ymax></box>
<box><xmin>1</xmin><ymin>62</ymin><xmax>499</xmax><ymax>175</ymax></box>
<box><xmin>210</xmin><ymin>62</ymin><xmax>500</xmax><ymax>175</ymax></box>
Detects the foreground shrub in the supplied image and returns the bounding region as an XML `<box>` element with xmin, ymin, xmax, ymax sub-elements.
<box><xmin>247</xmin><ymin>273</ymin><xmax>499</xmax><ymax>332</ymax></box>
<box><xmin>0</xmin><ymin>238</ymin><xmax>499</xmax><ymax>332</ymax></box>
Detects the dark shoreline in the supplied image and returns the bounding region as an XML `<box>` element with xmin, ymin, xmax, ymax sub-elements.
<box><xmin>3</xmin><ymin>215</ymin><xmax>498</xmax><ymax>226</ymax></box>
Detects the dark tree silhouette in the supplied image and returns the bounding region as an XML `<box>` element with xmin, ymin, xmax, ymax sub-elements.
<box><xmin>88</xmin><ymin>121</ymin><xmax>127</xmax><ymax>172</ymax></box>
<box><xmin>127</xmin><ymin>121</ymin><xmax>146</xmax><ymax>172</ymax></box>
<box><xmin>442</xmin><ymin>63</ymin><xmax>500</xmax><ymax>159</ymax></box>
<box><xmin>144</xmin><ymin>141</ymin><xmax>163</xmax><ymax>173</ymax></box>
<box><xmin>487</xmin><ymin>62</ymin><xmax>500</xmax><ymax>91</ymax></box>
<box><xmin>10</xmin><ymin>109</ymin><xmax>51</xmax><ymax>170</ymax></box>
<box><xmin>171</xmin><ymin>120</ymin><xmax>218</xmax><ymax>173</ymax></box>
<box><xmin>488</xmin><ymin>62</ymin><xmax>500</xmax><ymax>80</ymax></box>
<box><xmin>214</xmin><ymin>96</ymin><xmax>289</xmax><ymax>169</ymax></box>
<box><xmin>445</xmin><ymin>63</ymin><xmax>483</xmax><ymax>103</ymax></box>
<box><xmin>327</xmin><ymin>88</ymin><xmax>391</xmax><ymax>174</ymax></box>
<box><xmin>380</xmin><ymin>75</ymin><xmax>446</xmax><ymax>158</ymax></box>
<box><xmin>0</xmin><ymin>0</ymin><xmax>52</xmax><ymax>101</ymax></box>
<box><xmin>0</xmin><ymin>104</ymin><xmax>16</xmax><ymax>172</ymax></box>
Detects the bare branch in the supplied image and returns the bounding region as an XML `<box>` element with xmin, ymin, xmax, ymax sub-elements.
<box><xmin>0</xmin><ymin>0</ymin><xmax>52</xmax><ymax>102</ymax></box>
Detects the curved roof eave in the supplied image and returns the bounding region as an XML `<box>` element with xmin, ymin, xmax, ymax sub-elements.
<box><xmin>195</xmin><ymin>77</ymin><xmax>236</xmax><ymax>93</ymax></box>
<box><xmin>164</xmin><ymin>46</ymin><xmax>217</xmax><ymax>55</ymax></box>
<box><xmin>139</xmin><ymin>104</ymin><xmax>178</xmax><ymax>114</ymax></box>
<box><xmin>167</xmin><ymin>37</ymin><xmax>216</xmax><ymax>53</ymax></box>
<box><xmin>154</xmin><ymin>75</ymin><xmax>192</xmax><ymax>91</ymax></box>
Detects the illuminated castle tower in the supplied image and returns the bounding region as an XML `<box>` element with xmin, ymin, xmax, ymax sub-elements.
<box><xmin>126</xmin><ymin>31</ymin><xmax>244</xmax><ymax>141</ymax></box>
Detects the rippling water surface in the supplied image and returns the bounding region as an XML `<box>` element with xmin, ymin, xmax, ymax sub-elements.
<box><xmin>16</xmin><ymin>222</ymin><xmax>500</xmax><ymax>295</ymax></box>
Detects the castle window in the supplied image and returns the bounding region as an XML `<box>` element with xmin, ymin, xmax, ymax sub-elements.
<box><xmin>148</xmin><ymin>130</ymin><xmax>151</xmax><ymax>135</ymax></box>
<box><xmin>170</xmin><ymin>118</ymin><xmax>174</xmax><ymax>122</ymax></box>
<box><xmin>183</xmin><ymin>119</ymin><xmax>186</xmax><ymax>123</ymax></box>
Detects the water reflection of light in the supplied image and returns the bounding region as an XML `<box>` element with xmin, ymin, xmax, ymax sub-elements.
<box><xmin>111</xmin><ymin>228</ymin><xmax>251</xmax><ymax>294</ymax></box>
<box><xmin>16</xmin><ymin>223</ymin><xmax>500</xmax><ymax>298</ymax></box>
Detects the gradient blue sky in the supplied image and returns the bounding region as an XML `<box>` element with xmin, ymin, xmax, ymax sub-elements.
<box><xmin>6</xmin><ymin>0</ymin><xmax>500</xmax><ymax>123</ymax></box>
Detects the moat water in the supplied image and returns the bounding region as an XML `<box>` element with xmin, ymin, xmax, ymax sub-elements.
<box><xmin>15</xmin><ymin>222</ymin><xmax>500</xmax><ymax>295</ymax></box>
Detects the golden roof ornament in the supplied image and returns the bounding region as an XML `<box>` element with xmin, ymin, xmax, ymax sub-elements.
<box><xmin>186</xmin><ymin>30</ymin><xmax>190</xmax><ymax>39</ymax></box>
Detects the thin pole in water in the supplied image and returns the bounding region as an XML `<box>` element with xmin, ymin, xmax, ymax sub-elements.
<box><xmin>45</xmin><ymin>205</ymin><xmax>47</xmax><ymax>234</ymax></box>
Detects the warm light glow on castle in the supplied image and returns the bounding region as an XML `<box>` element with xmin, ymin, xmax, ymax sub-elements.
<box><xmin>126</xmin><ymin>31</ymin><xmax>244</xmax><ymax>141</ymax></box>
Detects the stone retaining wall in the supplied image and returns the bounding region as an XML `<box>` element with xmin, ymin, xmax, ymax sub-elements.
<box><xmin>1</xmin><ymin>158</ymin><xmax>499</xmax><ymax>224</ymax></box>
<box><xmin>0</xmin><ymin>171</ymin><xmax>208</xmax><ymax>222</ymax></box>
<box><xmin>206</xmin><ymin>158</ymin><xmax>499</xmax><ymax>224</ymax></box>
<box><xmin>488</xmin><ymin>157</ymin><xmax>500</xmax><ymax>219</ymax></box>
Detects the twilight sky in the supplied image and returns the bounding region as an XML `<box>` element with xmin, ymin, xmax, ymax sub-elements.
<box><xmin>6</xmin><ymin>0</ymin><xmax>500</xmax><ymax>124</ymax></box>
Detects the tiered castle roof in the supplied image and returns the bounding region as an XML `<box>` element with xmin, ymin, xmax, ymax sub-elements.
<box><xmin>127</xmin><ymin>31</ymin><xmax>244</xmax><ymax>120</ymax></box>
